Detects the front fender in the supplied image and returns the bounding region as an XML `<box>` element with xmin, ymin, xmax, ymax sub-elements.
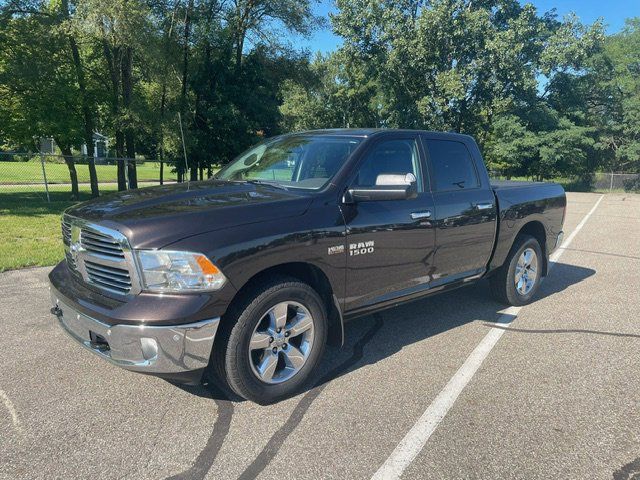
<box><xmin>165</xmin><ymin>201</ymin><xmax>348</xmax><ymax>320</ymax></box>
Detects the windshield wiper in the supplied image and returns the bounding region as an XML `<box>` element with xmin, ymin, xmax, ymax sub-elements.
<box><xmin>245</xmin><ymin>179</ymin><xmax>289</xmax><ymax>191</ymax></box>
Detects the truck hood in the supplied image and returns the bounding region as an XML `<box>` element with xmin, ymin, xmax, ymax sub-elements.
<box><xmin>65</xmin><ymin>180</ymin><xmax>313</xmax><ymax>248</ymax></box>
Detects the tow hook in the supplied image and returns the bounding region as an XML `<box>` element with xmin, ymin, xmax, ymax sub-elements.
<box><xmin>50</xmin><ymin>305</ymin><xmax>62</xmax><ymax>318</ymax></box>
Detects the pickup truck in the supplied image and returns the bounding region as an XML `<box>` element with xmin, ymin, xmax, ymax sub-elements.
<box><xmin>49</xmin><ymin>129</ymin><xmax>566</xmax><ymax>403</ymax></box>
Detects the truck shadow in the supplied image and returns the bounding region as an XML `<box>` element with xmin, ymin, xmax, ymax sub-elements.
<box><xmin>176</xmin><ymin>261</ymin><xmax>595</xmax><ymax>401</ymax></box>
<box><xmin>166</xmin><ymin>261</ymin><xmax>596</xmax><ymax>480</ymax></box>
<box><xmin>308</xmin><ymin>261</ymin><xmax>596</xmax><ymax>392</ymax></box>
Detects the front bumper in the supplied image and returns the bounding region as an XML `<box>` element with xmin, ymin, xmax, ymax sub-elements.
<box><xmin>50</xmin><ymin>285</ymin><xmax>219</xmax><ymax>382</ymax></box>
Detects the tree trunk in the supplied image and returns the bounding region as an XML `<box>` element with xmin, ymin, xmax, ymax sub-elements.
<box><xmin>159</xmin><ymin>85</ymin><xmax>167</xmax><ymax>186</ymax></box>
<box><xmin>126</xmin><ymin>149</ymin><xmax>137</xmax><ymax>189</ymax></box>
<box><xmin>235</xmin><ymin>32</ymin><xmax>244</xmax><ymax>72</ymax></box>
<box><xmin>116</xmin><ymin>136</ymin><xmax>126</xmax><ymax>190</ymax></box>
<box><xmin>102</xmin><ymin>39</ymin><xmax>127</xmax><ymax>191</ymax></box>
<box><xmin>179</xmin><ymin>0</ymin><xmax>194</xmax><ymax>183</ymax></box>
<box><xmin>178</xmin><ymin>0</ymin><xmax>193</xmax><ymax>182</ymax></box>
<box><xmin>60</xmin><ymin>146</ymin><xmax>79</xmax><ymax>201</ymax></box>
<box><xmin>68</xmin><ymin>37</ymin><xmax>99</xmax><ymax>198</ymax></box>
<box><xmin>190</xmin><ymin>159</ymin><xmax>198</xmax><ymax>181</ymax></box>
<box><xmin>180</xmin><ymin>0</ymin><xmax>194</xmax><ymax>112</ymax></box>
<box><xmin>121</xmin><ymin>46</ymin><xmax>137</xmax><ymax>189</ymax></box>
<box><xmin>159</xmin><ymin>80</ymin><xmax>168</xmax><ymax>186</ymax></box>
<box><xmin>157</xmin><ymin>2</ymin><xmax>179</xmax><ymax>188</ymax></box>
<box><xmin>61</xmin><ymin>0</ymin><xmax>99</xmax><ymax>197</ymax></box>
<box><xmin>234</xmin><ymin>1</ymin><xmax>251</xmax><ymax>73</ymax></box>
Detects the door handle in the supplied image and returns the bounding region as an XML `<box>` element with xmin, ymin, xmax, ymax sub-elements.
<box><xmin>475</xmin><ymin>203</ymin><xmax>494</xmax><ymax>210</ymax></box>
<box><xmin>410</xmin><ymin>210</ymin><xmax>432</xmax><ymax>220</ymax></box>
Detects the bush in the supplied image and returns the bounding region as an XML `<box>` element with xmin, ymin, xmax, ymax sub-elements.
<box><xmin>623</xmin><ymin>175</ymin><xmax>640</xmax><ymax>193</ymax></box>
<box><xmin>0</xmin><ymin>152</ymin><xmax>32</xmax><ymax>162</ymax></box>
<box><xmin>556</xmin><ymin>176</ymin><xmax>593</xmax><ymax>192</ymax></box>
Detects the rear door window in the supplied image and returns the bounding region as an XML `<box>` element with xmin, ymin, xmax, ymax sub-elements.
<box><xmin>425</xmin><ymin>139</ymin><xmax>479</xmax><ymax>191</ymax></box>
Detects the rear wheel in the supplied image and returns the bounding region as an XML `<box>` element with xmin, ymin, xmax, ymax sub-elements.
<box><xmin>490</xmin><ymin>235</ymin><xmax>543</xmax><ymax>306</ymax></box>
<box><xmin>210</xmin><ymin>276</ymin><xmax>327</xmax><ymax>404</ymax></box>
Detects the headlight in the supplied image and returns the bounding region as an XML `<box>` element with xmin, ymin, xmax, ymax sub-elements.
<box><xmin>136</xmin><ymin>250</ymin><xmax>227</xmax><ymax>292</ymax></box>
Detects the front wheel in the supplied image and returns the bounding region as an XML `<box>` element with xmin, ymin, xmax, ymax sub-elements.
<box><xmin>210</xmin><ymin>276</ymin><xmax>327</xmax><ymax>404</ymax></box>
<box><xmin>490</xmin><ymin>234</ymin><xmax>543</xmax><ymax>306</ymax></box>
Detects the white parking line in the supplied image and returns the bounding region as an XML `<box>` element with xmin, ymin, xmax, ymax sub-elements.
<box><xmin>0</xmin><ymin>389</ymin><xmax>25</xmax><ymax>436</ymax></box>
<box><xmin>371</xmin><ymin>194</ymin><xmax>605</xmax><ymax>480</ymax></box>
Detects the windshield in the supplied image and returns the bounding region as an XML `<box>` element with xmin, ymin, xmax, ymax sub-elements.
<box><xmin>216</xmin><ymin>135</ymin><xmax>363</xmax><ymax>190</ymax></box>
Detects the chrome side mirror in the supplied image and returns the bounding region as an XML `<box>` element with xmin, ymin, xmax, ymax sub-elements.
<box><xmin>345</xmin><ymin>172</ymin><xmax>417</xmax><ymax>203</ymax></box>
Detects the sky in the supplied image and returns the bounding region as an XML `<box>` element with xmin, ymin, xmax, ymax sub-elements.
<box><xmin>293</xmin><ymin>0</ymin><xmax>640</xmax><ymax>54</ymax></box>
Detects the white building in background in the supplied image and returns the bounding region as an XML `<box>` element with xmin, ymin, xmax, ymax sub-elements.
<box><xmin>81</xmin><ymin>132</ymin><xmax>109</xmax><ymax>160</ymax></box>
<box><xmin>38</xmin><ymin>132</ymin><xmax>109</xmax><ymax>159</ymax></box>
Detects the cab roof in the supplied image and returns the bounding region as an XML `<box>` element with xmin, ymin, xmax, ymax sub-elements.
<box><xmin>292</xmin><ymin>128</ymin><xmax>474</xmax><ymax>142</ymax></box>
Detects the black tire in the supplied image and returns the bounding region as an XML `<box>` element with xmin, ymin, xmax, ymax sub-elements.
<box><xmin>209</xmin><ymin>276</ymin><xmax>327</xmax><ymax>404</ymax></box>
<box><xmin>489</xmin><ymin>234</ymin><xmax>544</xmax><ymax>306</ymax></box>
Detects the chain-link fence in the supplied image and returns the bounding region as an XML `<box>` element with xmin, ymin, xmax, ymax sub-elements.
<box><xmin>4</xmin><ymin>153</ymin><xmax>640</xmax><ymax>202</ymax></box>
<box><xmin>489</xmin><ymin>171</ymin><xmax>640</xmax><ymax>193</ymax></box>
<box><xmin>0</xmin><ymin>152</ymin><xmax>179</xmax><ymax>202</ymax></box>
<box><xmin>592</xmin><ymin>172</ymin><xmax>640</xmax><ymax>192</ymax></box>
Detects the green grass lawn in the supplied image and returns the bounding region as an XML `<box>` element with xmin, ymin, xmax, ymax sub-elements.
<box><xmin>0</xmin><ymin>160</ymin><xmax>178</xmax><ymax>184</ymax></box>
<box><xmin>0</xmin><ymin>165</ymin><xmax>222</xmax><ymax>271</ymax></box>
<box><xmin>0</xmin><ymin>186</ymin><xmax>118</xmax><ymax>272</ymax></box>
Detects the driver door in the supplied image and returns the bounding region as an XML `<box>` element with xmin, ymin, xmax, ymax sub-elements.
<box><xmin>341</xmin><ymin>134</ymin><xmax>436</xmax><ymax>312</ymax></box>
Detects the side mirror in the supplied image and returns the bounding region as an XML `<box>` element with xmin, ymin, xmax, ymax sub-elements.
<box><xmin>345</xmin><ymin>173</ymin><xmax>417</xmax><ymax>203</ymax></box>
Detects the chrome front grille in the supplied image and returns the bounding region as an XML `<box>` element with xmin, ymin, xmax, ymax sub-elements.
<box><xmin>61</xmin><ymin>220</ymin><xmax>77</xmax><ymax>270</ymax></box>
<box><xmin>84</xmin><ymin>260</ymin><xmax>132</xmax><ymax>293</ymax></box>
<box><xmin>80</xmin><ymin>230</ymin><xmax>126</xmax><ymax>259</ymax></box>
<box><xmin>61</xmin><ymin>220</ymin><xmax>71</xmax><ymax>241</ymax></box>
<box><xmin>61</xmin><ymin>215</ymin><xmax>140</xmax><ymax>296</ymax></box>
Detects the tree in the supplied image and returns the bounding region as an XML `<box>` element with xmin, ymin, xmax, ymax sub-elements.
<box><xmin>280</xmin><ymin>51</ymin><xmax>381</xmax><ymax>130</ymax></box>
<box><xmin>283</xmin><ymin>1</ymin><xmax>607</xmax><ymax>181</ymax></box>
<box><xmin>173</xmin><ymin>0</ymin><xmax>322</xmax><ymax>178</ymax></box>
<box><xmin>3</xmin><ymin>0</ymin><xmax>634</xmax><ymax>197</ymax></box>
<box><xmin>0</xmin><ymin>1</ymin><xmax>85</xmax><ymax>199</ymax></box>
<box><xmin>74</xmin><ymin>0</ymin><xmax>154</xmax><ymax>189</ymax></box>
<box><xmin>228</xmin><ymin>0</ymin><xmax>320</xmax><ymax>72</ymax></box>
<box><xmin>588</xmin><ymin>19</ymin><xmax>640</xmax><ymax>172</ymax></box>
<box><xmin>60</xmin><ymin>0</ymin><xmax>100</xmax><ymax>196</ymax></box>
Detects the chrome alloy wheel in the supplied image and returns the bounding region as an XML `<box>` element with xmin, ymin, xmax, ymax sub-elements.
<box><xmin>249</xmin><ymin>301</ymin><xmax>315</xmax><ymax>384</ymax></box>
<box><xmin>515</xmin><ymin>247</ymin><xmax>538</xmax><ymax>295</ymax></box>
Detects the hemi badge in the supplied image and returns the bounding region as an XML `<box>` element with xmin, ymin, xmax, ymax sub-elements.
<box><xmin>328</xmin><ymin>245</ymin><xmax>345</xmax><ymax>255</ymax></box>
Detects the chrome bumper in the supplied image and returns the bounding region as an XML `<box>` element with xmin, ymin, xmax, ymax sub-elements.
<box><xmin>50</xmin><ymin>288</ymin><xmax>219</xmax><ymax>374</ymax></box>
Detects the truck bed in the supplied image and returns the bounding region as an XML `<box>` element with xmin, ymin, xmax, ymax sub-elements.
<box><xmin>488</xmin><ymin>179</ymin><xmax>566</xmax><ymax>274</ymax></box>
<box><xmin>490</xmin><ymin>179</ymin><xmax>549</xmax><ymax>189</ymax></box>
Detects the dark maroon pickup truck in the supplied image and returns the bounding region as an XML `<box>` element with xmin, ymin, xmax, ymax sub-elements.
<box><xmin>49</xmin><ymin>129</ymin><xmax>565</xmax><ymax>403</ymax></box>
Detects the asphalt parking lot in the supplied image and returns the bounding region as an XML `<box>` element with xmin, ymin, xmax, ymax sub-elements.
<box><xmin>1</xmin><ymin>192</ymin><xmax>639</xmax><ymax>480</ymax></box>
